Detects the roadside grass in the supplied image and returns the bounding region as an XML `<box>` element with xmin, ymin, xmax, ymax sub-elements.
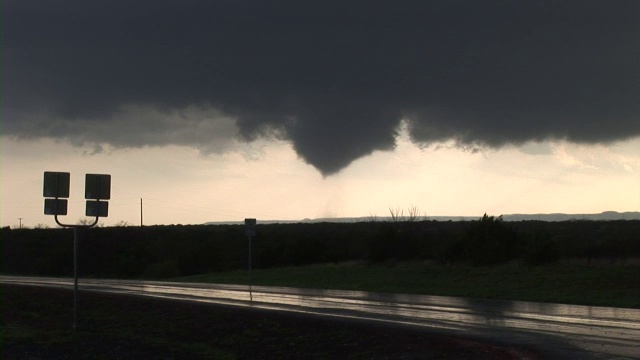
<box><xmin>1</xmin><ymin>285</ymin><xmax>236</xmax><ymax>359</ymax></box>
<box><xmin>172</xmin><ymin>261</ymin><xmax>640</xmax><ymax>309</ymax></box>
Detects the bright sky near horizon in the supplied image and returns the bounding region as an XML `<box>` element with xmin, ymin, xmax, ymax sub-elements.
<box><xmin>2</xmin><ymin>1</ymin><xmax>639</xmax><ymax>228</ymax></box>
<box><xmin>2</xmin><ymin>127</ymin><xmax>638</xmax><ymax>228</ymax></box>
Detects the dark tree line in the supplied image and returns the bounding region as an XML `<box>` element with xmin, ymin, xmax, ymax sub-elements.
<box><xmin>1</xmin><ymin>218</ymin><xmax>638</xmax><ymax>279</ymax></box>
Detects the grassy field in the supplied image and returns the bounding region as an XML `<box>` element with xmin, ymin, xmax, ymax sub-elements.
<box><xmin>173</xmin><ymin>260</ymin><xmax>640</xmax><ymax>309</ymax></box>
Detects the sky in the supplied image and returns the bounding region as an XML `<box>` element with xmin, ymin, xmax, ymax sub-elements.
<box><xmin>1</xmin><ymin>0</ymin><xmax>639</xmax><ymax>228</ymax></box>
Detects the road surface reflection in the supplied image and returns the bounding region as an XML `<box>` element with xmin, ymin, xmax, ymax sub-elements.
<box><xmin>2</xmin><ymin>275</ymin><xmax>638</xmax><ymax>359</ymax></box>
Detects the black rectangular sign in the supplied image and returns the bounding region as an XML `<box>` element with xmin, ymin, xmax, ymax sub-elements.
<box><xmin>44</xmin><ymin>198</ymin><xmax>68</xmax><ymax>215</ymax></box>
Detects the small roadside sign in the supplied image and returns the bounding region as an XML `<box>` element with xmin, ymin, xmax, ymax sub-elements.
<box><xmin>85</xmin><ymin>174</ymin><xmax>111</xmax><ymax>200</ymax></box>
<box><xmin>86</xmin><ymin>200</ymin><xmax>109</xmax><ymax>217</ymax></box>
<box><xmin>43</xmin><ymin>172</ymin><xmax>70</xmax><ymax>198</ymax></box>
<box><xmin>245</xmin><ymin>218</ymin><xmax>256</xmax><ymax>237</ymax></box>
<box><xmin>44</xmin><ymin>198</ymin><xmax>68</xmax><ymax>215</ymax></box>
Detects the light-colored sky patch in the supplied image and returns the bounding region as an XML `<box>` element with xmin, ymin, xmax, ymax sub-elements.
<box><xmin>1</xmin><ymin>132</ymin><xmax>638</xmax><ymax>228</ymax></box>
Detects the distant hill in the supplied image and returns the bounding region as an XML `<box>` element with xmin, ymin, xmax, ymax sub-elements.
<box><xmin>501</xmin><ymin>211</ymin><xmax>640</xmax><ymax>222</ymax></box>
<box><xmin>205</xmin><ymin>211</ymin><xmax>640</xmax><ymax>225</ymax></box>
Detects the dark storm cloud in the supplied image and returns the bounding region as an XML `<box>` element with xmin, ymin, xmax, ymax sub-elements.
<box><xmin>3</xmin><ymin>0</ymin><xmax>639</xmax><ymax>175</ymax></box>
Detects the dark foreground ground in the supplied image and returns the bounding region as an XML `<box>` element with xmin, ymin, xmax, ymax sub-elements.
<box><xmin>2</xmin><ymin>284</ymin><xmax>547</xmax><ymax>359</ymax></box>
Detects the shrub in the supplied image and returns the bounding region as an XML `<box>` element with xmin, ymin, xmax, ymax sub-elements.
<box><xmin>464</xmin><ymin>214</ymin><xmax>517</xmax><ymax>266</ymax></box>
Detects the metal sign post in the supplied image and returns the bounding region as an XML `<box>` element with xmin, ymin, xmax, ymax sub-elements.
<box><xmin>244</xmin><ymin>218</ymin><xmax>256</xmax><ymax>302</ymax></box>
<box><xmin>43</xmin><ymin>172</ymin><xmax>111</xmax><ymax>329</ymax></box>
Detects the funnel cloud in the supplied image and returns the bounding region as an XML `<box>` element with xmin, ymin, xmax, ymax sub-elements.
<box><xmin>3</xmin><ymin>1</ymin><xmax>639</xmax><ymax>175</ymax></box>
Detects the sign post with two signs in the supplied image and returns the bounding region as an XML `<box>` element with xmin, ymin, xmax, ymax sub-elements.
<box><xmin>43</xmin><ymin>172</ymin><xmax>111</xmax><ymax>222</ymax></box>
<box><xmin>43</xmin><ymin>171</ymin><xmax>111</xmax><ymax>329</ymax></box>
<box><xmin>43</xmin><ymin>171</ymin><xmax>70</xmax><ymax>216</ymax></box>
<box><xmin>85</xmin><ymin>174</ymin><xmax>111</xmax><ymax>217</ymax></box>
<box><xmin>245</xmin><ymin>218</ymin><xmax>257</xmax><ymax>302</ymax></box>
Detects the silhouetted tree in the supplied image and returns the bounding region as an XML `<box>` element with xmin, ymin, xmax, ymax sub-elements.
<box><xmin>464</xmin><ymin>214</ymin><xmax>517</xmax><ymax>266</ymax></box>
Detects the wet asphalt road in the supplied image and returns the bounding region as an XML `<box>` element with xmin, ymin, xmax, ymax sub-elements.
<box><xmin>2</xmin><ymin>275</ymin><xmax>638</xmax><ymax>359</ymax></box>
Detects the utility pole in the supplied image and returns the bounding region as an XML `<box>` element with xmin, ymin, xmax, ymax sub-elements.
<box><xmin>140</xmin><ymin>198</ymin><xmax>143</xmax><ymax>226</ymax></box>
<box><xmin>18</xmin><ymin>218</ymin><xmax>23</xmax><ymax>229</ymax></box>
